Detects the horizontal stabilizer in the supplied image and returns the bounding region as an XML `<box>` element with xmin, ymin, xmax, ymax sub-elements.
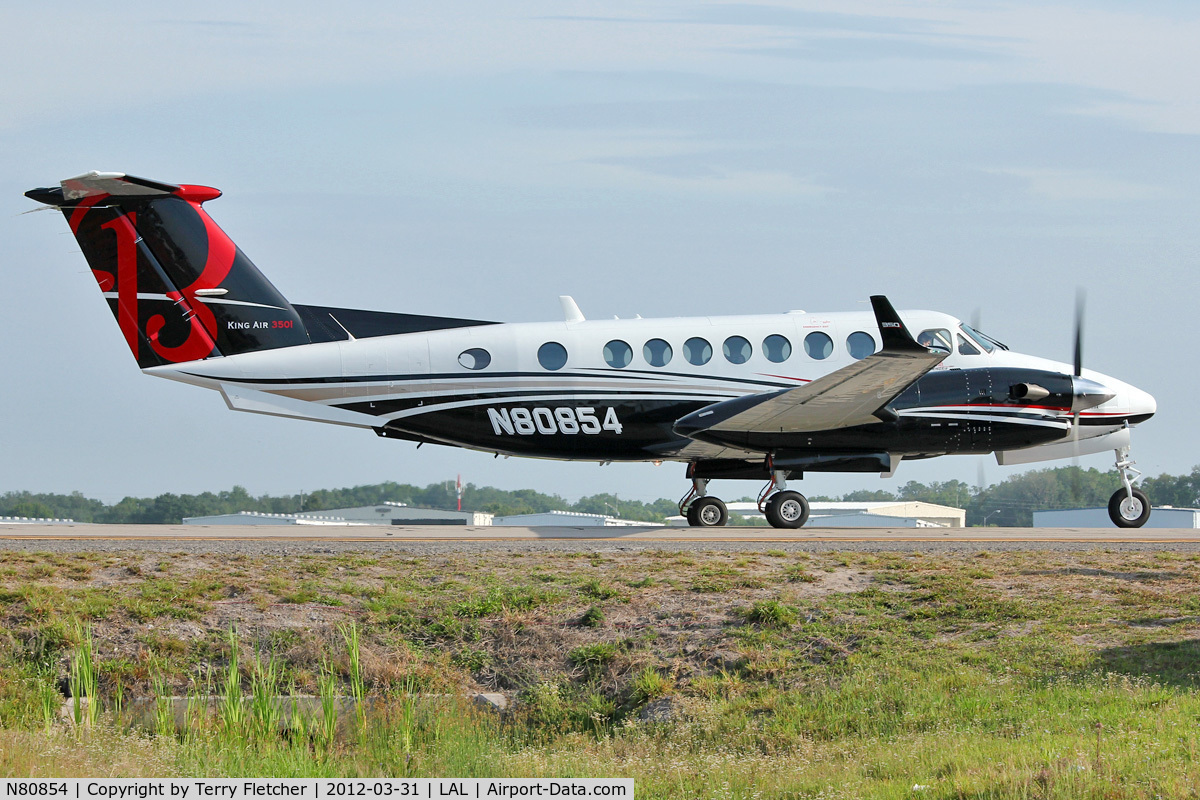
<box><xmin>220</xmin><ymin>384</ymin><xmax>379</xmax><ymax>429</ymax></box>
<box><xmin>61</xmin><ymin>172</ymin><xmax>180</xmax><ymax>201</ymax></box>
<box><xmin>25</xmin><ymin>172</ymin><xmax>182</xmax><ymax>206</ymax></box>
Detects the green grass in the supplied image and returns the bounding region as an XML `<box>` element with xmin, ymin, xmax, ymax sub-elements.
<box><xmin>628</xmin><ymin>667</ymin><xmax>671</xmax><ymax>704</ymax></box>
<box><xmin>4</xmin><ymin>548</ymin><xmax>1200</xmax><ymax>796</ymax></box>
<box><xmin>742</xmin><ymin>599</ymin><xmax>798</xmax><ymax>628</ymax></box>
<box><xmin>578</xmin><ymin>580</ymin><xmax>623</xmax><ymax>600</ymax></box>
<box><xmin>784</xmin><ymin>562</ymin><xmax>819</xmax><ymax>582</ymax></box>
<box><xmin>569</xmin><ymin>642</ymin><xmax>618</xmax><ymax>669</ymax></box>
<box><xmin>451</xmin><ymin>585</ymin><xmax>561</xmax><ymax>617</ymax></box>
<box><xmin>578</xmin><ymin>605</ymin><xmax>605</xmax><ymax>628</ymax></box>
<box><xmin>688</xmin><ymin>577</ymin><xmax>731</xmax><ymax>593</ymax></box>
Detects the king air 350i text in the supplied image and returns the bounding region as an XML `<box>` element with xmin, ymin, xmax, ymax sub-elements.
<box><xmin>26</xmin><ymin>173</ymin><xmax>1158</xmax><ymax>528</ymax></box>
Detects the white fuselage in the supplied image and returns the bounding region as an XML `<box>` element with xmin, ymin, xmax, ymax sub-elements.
<box><xmin>150</xmin><ymin>306</ymin><xmax>1155</xmax><ymax>466</ymax></box>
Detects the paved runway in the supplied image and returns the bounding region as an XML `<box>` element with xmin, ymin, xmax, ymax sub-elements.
<box><xmin>3</xmin><ymin>523</ymin><xmax>1199</xmax><ymax>544</ymax></box>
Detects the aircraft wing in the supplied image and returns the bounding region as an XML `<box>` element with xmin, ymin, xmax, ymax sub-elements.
<box><xmin>674</xmin><ymin>296</ymin><xmax>946</xmax><ymax>437</ymax></box>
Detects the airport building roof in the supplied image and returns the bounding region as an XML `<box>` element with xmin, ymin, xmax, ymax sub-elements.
<box><xmin>667</xmin><ymin>500</ymin><xmax>964</xmax><ymax>528</ymax></box>
<box><xmin>182</xmin><ymin>511</ymin><xmax>369</xmax><ymax>526</ymax></box>
<box><xmin>297</xmin><ymin>504</ymin><xmax>493</xmax><ymax>526</ymax></box>
<box><xmin>184</xmin><ymin>504</ymin><xmax>492</xmax><ymax>526</ymax></box>
<box><xmin>493</xmin><ymin>510</ymin><xmax>661</xmax><ymax>527</ymax></box>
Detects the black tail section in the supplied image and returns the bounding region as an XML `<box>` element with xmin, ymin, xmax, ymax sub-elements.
<box><xmin>26</xmin><ymin>172</ymin><xmax>310</xmax><ymax>367</ymax></box>
<box><xmin>27</xmin><ymin>172</ymin><xmax>501</xmax><ymax>366</ymax></box>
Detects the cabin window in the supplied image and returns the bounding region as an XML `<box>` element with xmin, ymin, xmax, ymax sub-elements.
<box><xmin>458</xmin><ymin>348</ymin><xmax>491</xmax><ymax>370</ymax></box>
<box><xmin>762</xmin><ymin>334</ymin><xmax>792</xmax><ymax>363</ymax></box>
<box><xmin>917</xmin><ymin>328</ymin><xmax>952</xmax><ymax>353</ymax></box>
<box><xmin>846</xmin><ymin>331</ymin><xmax>876</xmax><ymax>360</ymax></box>
<box><xmin>723</xmin><ymin>336</ymin><xmax>752</xmax><ymax>364</ymax></box>
<box><xmin>957</xmin><ymin>334</ymin><xmax>981</xmax><ymax>356</ymax></box>
<box><xmin>683</xmin><ymin>337</ymin><xmax>712</xmax><ymax>366</ymax></box>
<box><xmin>603</xmin><ymin>340</ymin><xmax>632</xmax><ymax>368</ymax></box>
<box><xmin>803</xmin><ymin>331</ymin><xmax>833</xmax><ymax>360</ymax></box>
<box><xmin>537</xmin><ymin>342</ymin><xmax>568</xmax><ymax>371</ymax></box>
<box><xmin>643</xmin><ymin>338</ymin><xmax>673</xmax><ymax>367</ymax></box>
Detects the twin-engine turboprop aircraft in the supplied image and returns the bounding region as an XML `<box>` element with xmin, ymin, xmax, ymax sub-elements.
<box><xmin>26</xmin><ymin>172</ymin><xmax>1158</xmax><ymax>528</ymax></box>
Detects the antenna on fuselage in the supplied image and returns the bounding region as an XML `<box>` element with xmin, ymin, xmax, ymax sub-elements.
<box><xmin>559</xmin><ymin>296</ymin><xmax>585</xmax><ymax>323</ymax></box>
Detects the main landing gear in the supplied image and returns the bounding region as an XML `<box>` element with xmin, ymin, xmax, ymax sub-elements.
<box><xmin>758</xmin><ymin>469</ymin><xmax>809</xmax><ymax>529</ymax></box>
<box><xmin>1108</xmin><ymin>443</ymin><xmax>1150</xmax><ymax>528</ymax></box>
<box><xmin>678</xmin><ymin>468</ymin><xmax>810</xmax><ymax>529</ymax></box>
<box><xmin>679</xmin><ymin>479</ymin><xmax>728</xmax><ymax>527</ymax></box>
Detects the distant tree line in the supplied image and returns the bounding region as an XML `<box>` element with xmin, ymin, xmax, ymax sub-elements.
<box><xmin>0</xmin><ymin>481</ymin><xmax>678</xmax><ymax>525</ymax></box>
<box><xmin>3</xmin><ymin>465</ymin><xmax>1198</xmax><ymax>526</ymax></box>
<box><xmin>812</xmin><ymin>464</ymin><xmax>1200</xmax><ymax>526</ymax></box>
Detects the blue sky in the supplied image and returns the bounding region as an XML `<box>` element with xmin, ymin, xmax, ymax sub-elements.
<box><xmin>3</xmin><ymin>1</ymin><xmax>1198</xmax><ymax>505</ymax></box>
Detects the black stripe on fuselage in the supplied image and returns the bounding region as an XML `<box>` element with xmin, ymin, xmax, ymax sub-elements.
<box><xmin>334</xmin><ymin>388</ymin><xmax>739</xmax><ymax>417</ymax></box>
<box><xmin>578</xmin><ymin>367</ymin><xmax>797</xmax><ymax>389</ymax></box>
<box><xmin>181</xmin><ymin>369</ymin><xmax>795</xmax><ymax>389</ymax></box>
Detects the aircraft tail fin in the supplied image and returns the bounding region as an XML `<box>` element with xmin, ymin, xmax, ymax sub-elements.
<box><xmin>25</xmin><ymin>172</ymin><xmax>310</xmax><ymax>368</ymax></box>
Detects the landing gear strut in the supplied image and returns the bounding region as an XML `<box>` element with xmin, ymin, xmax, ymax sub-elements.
<box><xmin>679</xmin><ymin>460</ymin><xmax>810</xmax><ymax>529</ymax></box>
<box><xmin>679</xmin><ymin>478</ymin><xmax>728</xmax><ymax>527</ymax></box>
<box><xmin>1108</xmin><ymin>442</ymin><xmax>1150</xmax><ymax>528</ymax></box>
<box><xmin>758</xmin><ymin>466</ymin><xmax>809</xmax><ymax>529</ymax></box>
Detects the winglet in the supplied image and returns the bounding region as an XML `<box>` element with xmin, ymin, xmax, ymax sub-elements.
<box><xmin>870</xmin><ymin>295</ymin><xmax>929</xmax><ymax>354</ymax></box>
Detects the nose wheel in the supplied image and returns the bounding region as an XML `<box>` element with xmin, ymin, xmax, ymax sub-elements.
<box><xmin>1108</xmin><ymin>442</ymin><xmax>1150</xmax><ymax>528</ymax></box>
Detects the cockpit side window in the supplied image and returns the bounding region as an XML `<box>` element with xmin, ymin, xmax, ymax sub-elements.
<box><xmin>917</xmin><ymin>328</ymin><xmax>952</xmax><ymax>353</ymax></box>
<box><xmin>957</xmin><ymin>334</ymin><xmax>980</xmax><ymax>356</ymax></box>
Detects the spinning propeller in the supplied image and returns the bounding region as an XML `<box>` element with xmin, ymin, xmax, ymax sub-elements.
<box><xmin>1073</xmin><ymin>288</ymin><xmax>1085</xmax><ymax>381</ymax></box>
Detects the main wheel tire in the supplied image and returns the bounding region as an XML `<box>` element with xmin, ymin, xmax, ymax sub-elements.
<box><xmin>1109</xmin><ymin>488</ymin><xmax>1151</xmax><ymax>528</ymax></box>
<box><xmin>765</xmin><ymin>490</ymin><xmax>809</xmax><ymax>529</ymax></box>
<box><xmin>763</xmin><ymin>495</ymin><xmax>778</xmax><ymax>522</ymax></box>
<box><xmin>689</xmin><ymin>496</ymin><xmax>728</xmax><ymax>527</ymax></box>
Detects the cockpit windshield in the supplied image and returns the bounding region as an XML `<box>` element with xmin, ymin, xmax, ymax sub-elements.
<box><xmin>960</xmin><ymin>323</ymin><xmax>1007</xmax><ymax>353</ymax></box>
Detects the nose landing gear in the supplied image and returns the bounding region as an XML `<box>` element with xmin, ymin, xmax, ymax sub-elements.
<box><xmin>1108</xmin><ymin>443</ymin><xmax>1150</xmax><ymax>528</ymax></box>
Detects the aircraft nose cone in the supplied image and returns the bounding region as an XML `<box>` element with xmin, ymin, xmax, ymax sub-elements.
<box><xmin>1129</xmin><ymin>385</ymin><xmax>1157</xmax><ymax>419</ymax></box>
<box><xmin>1071</xmin><ymin>376</ymin><xmax>1116</xmax><ymax>413</ymax></box>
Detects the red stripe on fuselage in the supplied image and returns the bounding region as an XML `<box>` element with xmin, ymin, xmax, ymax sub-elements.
<box><xmin>757</xmin><ymin>374</ymin><xmax>812</xmax><ymax>383</ymax></box>
<box><xmin>927</xmin><ymin>403</ymin><xmax>1071</xmax><ymax>412</ymax></box>
<box><xmin>915</xmin><ymin>404</ymin><xmax>1128</xmax><ymax>419</ymax></box>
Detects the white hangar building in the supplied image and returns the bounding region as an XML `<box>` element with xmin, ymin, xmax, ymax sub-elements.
<box><xmin>667</xmin><ymin>500</ymin><xmax>964</xmax><ymax>528</ymax></box>
<box><xmin>184</xmin><ymin>502</ymin><xmax>492</xmax><ymax>526</ymax></box>
<box><xmin>298</xmin><ymin>502</ymin><xmax>493</xmax><ymax>526</ymax></box>
<box><xmin>492</xmin><ymin>510</ymin><xmax>661</xmax><ymax>527</ymax></box>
